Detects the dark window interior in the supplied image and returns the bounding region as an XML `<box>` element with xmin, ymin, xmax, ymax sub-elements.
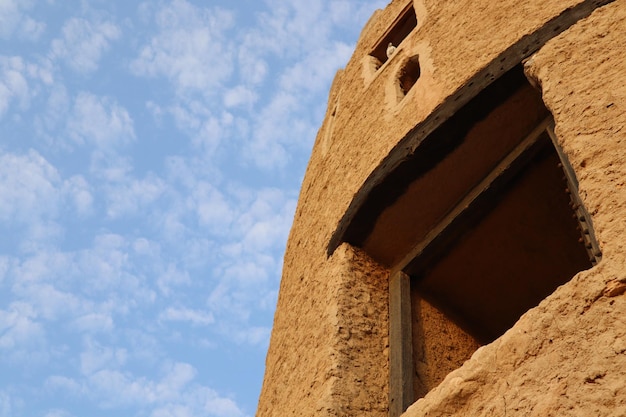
<box><xmin>411</xmin><ymin>131</ymin><xmax>592</xmax><ymax>343</ymax></box>
<box><xmin>370</xmin><ymin>4</ymin><xmax>417</xmax><ymax>66</ymax></box>
<box><xmin>399</xmin><ymin>55</ymin><xmax>421</xmax><ymax>96</ymax></box>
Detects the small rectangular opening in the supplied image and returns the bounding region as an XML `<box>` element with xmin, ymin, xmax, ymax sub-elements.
<box><xmin>370</xmin><ymin>4</ymin><xmax>417</xmax><ymax>66</ymax></box>
<box><xmin>398</xmin><ymin>55</ymin><xmax>421</xmax><ymax>97</ymax></box>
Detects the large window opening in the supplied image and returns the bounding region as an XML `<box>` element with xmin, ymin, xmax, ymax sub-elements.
<box><xmin>336</xmin><ymin>66</ymin><xmax>600</xmax><ymax>416</ymax></box>
<box><xmin>411</xmin><ymin>124</ymin><xmax>595</xmax><ymax>343</ymax></box>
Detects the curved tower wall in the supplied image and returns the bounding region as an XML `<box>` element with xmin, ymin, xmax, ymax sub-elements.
<box><xmin>257</xmin><ymin>0</ymin><xmax>626</xmax><ymax>415</ymax></box>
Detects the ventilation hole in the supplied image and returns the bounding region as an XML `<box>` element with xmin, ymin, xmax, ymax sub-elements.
<box><xmin>399</xmin><ymin>55</ymin><xmax>421</xmax><ymax>96</ymax></box>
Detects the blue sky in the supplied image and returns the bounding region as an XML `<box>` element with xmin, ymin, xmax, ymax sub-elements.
<box><xmin>0</xmin><ymin>0</ymin><xmax>386</xmax><ymax>416</ymax></box>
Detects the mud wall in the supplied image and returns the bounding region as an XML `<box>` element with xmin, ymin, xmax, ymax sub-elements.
<box><xmin>256</xmin><ymin>0</ymin><xmax>626</xmax><ymax>415</ymax></box>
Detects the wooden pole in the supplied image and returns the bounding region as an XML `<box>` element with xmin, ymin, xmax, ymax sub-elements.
<box><xmin>389</xmin><ymin>271</ymin><xmax>414</xmax><ymax>417</ymax></box>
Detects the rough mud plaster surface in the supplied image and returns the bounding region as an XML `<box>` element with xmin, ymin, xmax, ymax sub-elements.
<box><xmin>404</xmin><ymin>2</ymin><xmax>626</xmax><ymax>416</ymax></box>
<box><xmin>330</xmin><ymin>246</ymin><xmax>390</xmax><ymax>416</ymax></box>
<box><xmin>256</xmin><ymin>0</ymin><xmax>625</xmax><ymax>415</ymax></box>
<box><xmin>256</xmin><ymin>244</ymin><xmax>389</xmax><ymax>417</ymax></box>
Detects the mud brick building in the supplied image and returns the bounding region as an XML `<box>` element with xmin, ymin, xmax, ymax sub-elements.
<box><xmin>257</xmin><ymin>0</ymin><xmax>626</xmax><ymax>415</ymax></box>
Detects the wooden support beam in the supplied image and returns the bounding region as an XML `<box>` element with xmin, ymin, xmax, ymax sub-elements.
<box><xmin>546</xmin><ymin>123</ymin><xmax>602</xmax><ymax>264</ymax></box>
<box><xmin>389</xmin><ymin>271</ymin><xmax>414</xmax><ymax>417</ymax></box>
<box><xmin>393</xmin><ymin>117</ymin><xmax>551</xmax><ymax>276</ymax></box>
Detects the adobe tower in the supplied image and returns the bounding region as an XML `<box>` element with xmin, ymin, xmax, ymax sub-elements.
<box><xmin>257</xmin><ymin>0</ymin><xmax>626</xmax><ymax>415</ymax></box>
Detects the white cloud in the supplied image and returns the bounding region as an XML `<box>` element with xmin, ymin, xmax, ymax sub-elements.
<box><xmin>0</xmin><ymin>56</ymin><xmax>30</xmax><ymax>118</ymax></box>
<box><xmin>0</xmin><ymin>257</ymin><xmax>10</xmax><ymax>283</ymax></box>
<box><xmin>18</xmin><ymin>15</ymin><xmax>45</xmax><ymax>40</ymax></box>
<box><xmin>207</xmin><ymin>261</ymin><xmax>271</xmax><ymax>322</ymax></box>
<box><xmin>45</xmin><ymin>376</ymin><xmax>83</xmax><ymax>394</ymax></box>
<box><xmin>200</xmin><ymin>390</ymin><xmax>247</xmax><ymax>417</ymax></box>
<box><xmin>131</xmin><ymin>0</ymin><xmax>235</xmax><ymax>97</ymax></box>
<box><xmin>247</xmin><ymin>97</ymin><xmax>296</xmax><ymax>165</ymax></box>
<box><xmin>133</xmin><ymin>237</ymin><xmax>161</xmax><ymax>257</ymax></box>
<box><xmin>80</xmin><ymin>340</ymin><xmax>127</xmax><ymax>375</ymax></box>
<box><xmin>0</xmin><ymin>302</ymin><xmax>45</xmax><ymax>350</ymax></box>
<box><xmin>235</xmin><ymin>46</ymin><xmax>267</xmax><ymax>86</ymax></box>
<box><xmin>190</xmin><ymin>182</ymin><xmax>234</xmax><ymax>233</ymax></box>
<box><xmin>62</xmin><ymin>175</ymin><xmax>93</xmax><ymax>216</ymax></box>
<box><xmin>150</xmin><ymin>404</ymin><xmax>194</xmax><ymax>417</ymax></box>
<box><xmin>157</xmin><ymin>362</ymin><xmax>196</xmax><ymax>395</ymax></box>
<box><xmin>241</xmin><ymin>0</ymin><xmax>324</xmax><ymax>60</ymax></box>
<box><xmin>38</xmin><ymin>84</ymin><xmax>69</xmax><ymax>128</ymax></box>
<box><xmin>231</xmin><ymin>326</ymin><xmax>271</xmax><ymax>347</ymax></box>
<box><xmin>42</xmin><ymin>361</ymin><xmax>249</xmax><ymax>416</ymax></box>
<box><xmin>204</xmin><ymin>188</ymin><xmax>295</xmax><ymax>334</ymax></box>
<box><xmin>74</xmin><ymin>234</ymin><xmax>142</xmax><ymax>297</ymax></box>
<box><xmin>177</xmin><ymin>238</ymin><xmax>216</xmax><ymax>270</ymax></box>
<box><xmin>6</xmin><ymin>248</ymin><xmax>130</xmax><ymax>333</ymax></box>
<box><xmin>278</xmin><ymin>41</ymin><xmax>354</xmax><ymax>94</ymax></box>
<box><xmin>162</xmin><ymin>102</ymin><xmax>237</xmax><ymax>158</ymax></box>
<box><xmin>234</xmin><ymin>188</ymin><xmax>296</xmax><ymax>254</ymax></box>
<box><xmin>194</xmin><ymin>111</ymin><xmax>235</xmax><ymax>155</ymax></box>
<box><xmin>0</xmin><ymin>150</ymin><xmax>95</xmax><ymax>250</ymax></box>
<box><xmin>66</xmin><ymin>91</ymin><xmax>135</xmax><ymax>151</ymax></box>
<box><xmin>103</xmin><ymin>173</ymin><xmax>166</xmax><ymax>219</ymax></box>
<box><xmin>0</xmin><ymin>0</ymin><xmax>45</xmax><ymax>41</ymax></box>
<box><xmin>10</xmin><ymin>250</ymin><xmax>73</xmax><ymax>284</ymax></box>
<box><xmin>328</xmin><ymin>0</ymin><xmax>387</xmax><ymax>27</ymax></box>
<box><xmin>159</xmin><ymin>307</ymin><xmax>214</xmax><ymax>326</ymax></box>
<box><xmin>44</xmin><ymin>410</ymin><xmax>74</xmax><ymax>417</ymax></box>
<box><xmin>4</xmin><ymin>233</ymin><xmax>154</xmax><ymax>328</ymax></box>
<box><xmin>156</xmin><ymin>263</ymin><xmax>191</xmax><ymax>296</ymax></box>
<box><xmin>34</xmin><ymin>84</ymin><xmax>70</xmax><ymax>147</ymax></box>
<box><xmin>50</xmin><ymin>18</ymin><xmax>120</xmax><ymax>73</ymax></box>
<box><xmin>115</xmin><ymin>180</ymin><xmax>296</xmax><ymax>340</ymax></box>
<box><xmin>13</xmin><ymin>282</ymin><xmax>82</xmax><ymax>322</ymax></box>
<box><xmin>26</xmin><ymin>58</ymin><xmax>54</xmax><ymax>85</ymax></box>
<box><xmin>88</xmin><ymin>153</ymin><xmax>134</xmax><ymax>183</ymax></box>
<box><xmin>0</xmin><ymin>391</ymin><xmax>12</xmax><ymax>417</ymax></box>
<box><xmin>71</xmin><ymin>313</ymin><xmax>114</xmax><ymax>334</ymax></box>
<box><xmin>0</xmin><ymin>150</ymin><xmax>61</xmax><ymax>223</ymax></box>
<box><xmin>223</xmin><ymin>86</ymin><xmax>257</xmax><ymax>109</ymax></box>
